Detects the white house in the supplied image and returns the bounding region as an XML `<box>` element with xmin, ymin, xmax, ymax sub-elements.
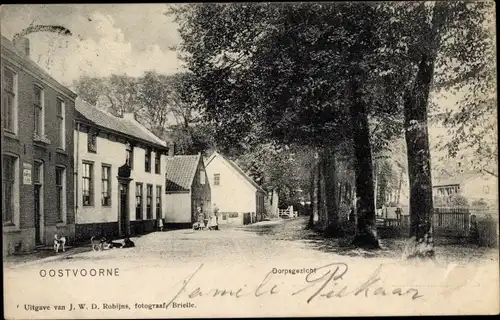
<box><xmin>164</xmin><ymin>153</ymin><xmax>211</xmax><ymax>229</ymax></box>
<box><xmin>74</xmin><ymin>98</ymin><xmax>169</xmax><ymax>241</ymax></box>
<box><xmin>432</xmin><ymin>169</ymin><xmax>498</xmax><ymax>207</ymax></box>
<box><xmin>205</xmin><ymin>152</ymin><xmax>266</xmax><ymax>225</ymax></box>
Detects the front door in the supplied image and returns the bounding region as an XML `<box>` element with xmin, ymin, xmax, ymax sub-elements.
<box><xmin>119</xmin><ymin>182</ymin><xmax>129</xmax><ymax>236</ymax></box>
<box><xmin>34</xmin><ymin>184</ymin><xmax>42</xmax><ymax>245</ymax></box>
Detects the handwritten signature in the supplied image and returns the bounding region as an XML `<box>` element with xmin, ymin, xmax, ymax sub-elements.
<box><xmin>165</xmin><ymin>262</ymin><xmax>423</xmax><ymax>308</ymax></box>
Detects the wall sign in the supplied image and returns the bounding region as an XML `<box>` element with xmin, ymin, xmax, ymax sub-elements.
<box><xmin>23</xmin><ymin>168</ymin><xmax>32</xmax><ymax>185</ymax></box>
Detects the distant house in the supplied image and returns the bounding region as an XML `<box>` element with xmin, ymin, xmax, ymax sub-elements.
<box><xmin>432</xmin><ymin>170</ymin><xmax>498</xmax><ymax>206</ymax></box>
<box><xmin>205</xmin><ymin>152</ymin><xmax>266</xmax><ymax>225</ymax></box>
<box><xmin>74</xmin><ymin>98</ymin><xmax>169</xmax><ymax>241</ymax></box>
<box><xmin>164</xmin><ymin>153</ymin><xmax>211</xmax><ymax>228</ymax></box>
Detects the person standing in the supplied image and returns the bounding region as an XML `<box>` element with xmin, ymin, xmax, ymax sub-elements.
<box><xmin>196</xmin><ymin>206</ymin><xmax>205</xmax><ymax>230</ymax></box>
<box><xmin>213</xmin><ymin>204</ymin><xmax>220</xmax><ymax>231</ymax></box>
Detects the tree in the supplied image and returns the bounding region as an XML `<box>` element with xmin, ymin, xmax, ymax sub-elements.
<box><xmin>381</xmin><ymin>1</ymin><xmax>495</xmax><ymax>258</ymax></box>
<box><xmin>136</xmin><ymin>71</ymin><xmax>175</xmax><ymax>139</ymax></box>
<box><xmin>170</xmin><ymin>3</ymin><xmax>494</xmax><ymax>252</ymax></box>
<box><xmin>169</xmin><ymin>3</ymin><xmax>391</xmax><ymax>247</ymax></box>
<box><xmin>73</xmin><ymin>74</ymin><xmax>140</xmax><ymax>117</ymax></box>
<box><xmin>72</xmin><ymin>76</ymin><xmax>105</xmax><ymax>105</ymax></box>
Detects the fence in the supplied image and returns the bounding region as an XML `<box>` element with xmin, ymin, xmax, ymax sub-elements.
<box><xmin>377</xmin><ymin>206</ymin><xmax>498</xmax><ymax>246</ymax></box>
<box><xmin>279</xmin><ymin>206</ymin><xmax>297</xmax><ymax>218</ymax></box>
<box><xmin>433</xmin><ymin>207</ymin><xmax>470</xmax><ymax>238</ymax></box>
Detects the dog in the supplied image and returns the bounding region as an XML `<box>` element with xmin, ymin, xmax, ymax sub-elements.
<box><xmin>54</xmin><ymin>234</ymin><xmax>67</xmax><ymax>253</ymax></box>
<box><xmin>192</xmin><ymin>221</ymin><xmax>206</xmax><ymax>231</ymax></box>
<box><xmin>90</xmin><ymin>236</ymin><xmax>107</xmax><ymax>251</ymax></box>
<box><xmin>103</xmin><ymin>239</ymin><xmax>124</xmax><ymax>249</ymax></box>
<box><xmin>122</xmin><ymin>237</ymin><xmax>135</xmax><ymax>248</ymax></box>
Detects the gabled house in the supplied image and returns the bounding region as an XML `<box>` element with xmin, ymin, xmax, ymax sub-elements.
<box><xmin>74</xmin><ymin>98</ymin><xmax>170</xmax><ymax>241</ymax></box>
<box><xmin>2</xmin><ymin>36</ymin><xmax>77</xmax><ymax>256</ymax></box>
<box><xmin>164</xmin><ymin>153</ymin><xmax>211</xmax><ymax>228</ymax></box>
<box><xmin>432</xmin><ymin>169</ymin><xmax>498</xmax><ymax>206</ymax></box>
<box><xmin>205</xmin><ymin>152</ymin><xmax>266</xmax><ymax>225</ymax></box>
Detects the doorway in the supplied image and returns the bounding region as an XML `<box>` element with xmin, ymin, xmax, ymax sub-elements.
<box><xmin>119</xmin><ymin>182</ymin><xmax>129</xmax><ymax>237</ymax></box>
<box><xmin>33</xmin><ymin>161</ymin><xmax>43</xmax><ymax>245</ymax></box>
<box><xmin>34</xmin><ymin>184</ymin><xmax>42</xmax><ymax>245</ymax></box>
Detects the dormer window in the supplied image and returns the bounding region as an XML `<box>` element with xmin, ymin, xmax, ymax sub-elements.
<box><xmin>87</xmin><ymin>129</ymin><xmax>97</xmax><ymax>152</ymax></box>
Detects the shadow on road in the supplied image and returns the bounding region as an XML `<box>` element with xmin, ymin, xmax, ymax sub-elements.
<box><xmin>242</xmin><ymin>216</ymin><xmax>498</xmax><ymax>262</ymax></box>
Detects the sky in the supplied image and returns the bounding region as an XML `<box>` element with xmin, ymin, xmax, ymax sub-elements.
<box><xmin>0</xmin><ymin>4</ymin><xmax>496</xmax><ymax>165</ymax></box>
<box><xmin>0</xmin><ymin>4</ymin><xmax>184</xmax><ymax>87</ymax></box>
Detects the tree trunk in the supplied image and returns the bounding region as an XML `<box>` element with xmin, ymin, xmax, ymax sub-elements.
<box><xmin>374</xmin><ymin>161</ymin><xmax>379</xmax><ymax>210</ymax></box>
<box><xmin>350</xmin><ymin>79</ymin><xmax>380</xmax><ymax>249</ymax></box>
<box><xmin>310</xmin><ymin>163</ymin><xmax>320</xmax><ymax>228</ymax></box>
<box><xmin>402</xmin><ymin>53</ymin><xmax>436</xmax><ymax>259</ymax></box>
<box><xmin>318</xmin><ymin>154</ymin><xmax>328</xmax><ymax>229</ymax></box>
<box><xmin>323</xmin><ymin>147</ymin><xmax>342</xmax><ymax>237</ymax></box>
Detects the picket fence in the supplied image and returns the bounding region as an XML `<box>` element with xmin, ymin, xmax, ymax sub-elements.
<box><xmin>377</xmin><ymin>206</ymin><xmax>497</xmax><ymax>244</ymax></box>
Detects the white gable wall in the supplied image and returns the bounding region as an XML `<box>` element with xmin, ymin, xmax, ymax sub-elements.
<box><xmin>206</xmin><ymin>155</ymin><xmax>257</xmax><ymax>216</ymax></box>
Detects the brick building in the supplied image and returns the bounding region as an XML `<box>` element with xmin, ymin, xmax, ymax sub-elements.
<box><xmin>2</xmin><ymin>35</ymin><xmax>77</xmax><ymax>256</ymax></box>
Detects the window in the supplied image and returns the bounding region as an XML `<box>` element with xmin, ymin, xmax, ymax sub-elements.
<box><xmin>57</xmin><ymin>99</ymin><xmax>65</xmax><ymax>150</ymax></box>
<box><xmin>33</xmin><ymin>85</ymin><xmax>44</xmax><ymax>136</ymax></box>
<box><xmin>155</xmin><ymin>152</ymin><xmax>161</xmax><ymax>174</ymax></box>
<box><xmin>156</xmin><ymin>185</ymin><xmax>162</xmax><ymax>218</ymax></box>
<box><xmin>2</xmin><ymin>155</ymin><xmax>17</xmax><ymax>223</ymax></box>
<box><xmin>33</xmin><ymin>161</ymin><xmax>42</xmax><ymax>184</ymax></box>
<box><xmin>101</xmin><ymin>165</ymin><xmax>111</xmax><ymax>206</ymax></box>
<box><xmin>146</xmin><ymin>184</ymin><xmax>153</xmax><ymax>219</ymax></box>
<box><xmin>136</xmin><ymin>183</ymin><xmax>143</xmax><ymax>220</ymax></box>
<box><xmin>200</xmin><ymin>169</ymin><xmax>205</xmax><ymax>185</ymax></box>
<box><xmin>145</xmin><ymin>150</ymin><xmax>151</xmax><ymax>172</ymax></box>
<box><xmin>82</xmin><ymin>162</ymin><xmax>94</xmax><ymax>206</ymax></box>
<box><xmin>87</xmin><ymin>129</ymin><xmax>97</xmax><ymax>152</ymax></box>
<box><xmin>214</xmin><ymin>173</ymin><xmax>220</xmax><ymax>186</ymax></box>
<box><xmin>56</xmin><ymin>167</ymin><xmax>66</xmax><ymax>222</ymax></box>
<box><xmin>126</xmin><ymin>143</ymin><xmax>133</xmax><ymax>169</ymax></box>
<box><xmin>3</xmin><ymin>68</ymin><xmax>17</xmax><ymax>133</ymax></box>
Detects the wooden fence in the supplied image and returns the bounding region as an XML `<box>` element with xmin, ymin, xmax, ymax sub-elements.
<box><xmin>377</xmin><ymin>207</ymin><xmax>473</xmax><ymax>239</ymax></box>
<box><xmin>433</xmin><ymin>207</ymin><xmax>470</xmax><ymax>238</ymax></box>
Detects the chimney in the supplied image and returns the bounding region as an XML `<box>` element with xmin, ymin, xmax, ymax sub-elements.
<box><xmin>13</xmin><ymin>37</ymin><xmax>30</xmax><ymax>58</ymax></box>
<box><xmin>168</xmin><ymin>142</ymin><xmax>175</xmax><ymax>157</ymax></box>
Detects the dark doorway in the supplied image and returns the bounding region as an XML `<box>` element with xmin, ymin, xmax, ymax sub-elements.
<box><xmin>119</xmin><ymin>182</ymin><xmax>129</xmax><ymax>237</ymax></box>
<box><xmin>34</xmin><ymin>184</ymin><xmax>42</xmax><ymax>245</ymax></box>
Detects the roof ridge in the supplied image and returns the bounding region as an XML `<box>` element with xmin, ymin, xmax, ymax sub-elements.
<box><xmin>76</xmin><ymin>97</ymin><xmax>116</xmax><ymax>118</ymax></box>
<box><xmin>75</xmin><ymin>98</ymin><xmax>168</xmax><ymax>148</ymax></box>
<box><xmin>124</xmin><ymin>115</ymin><xmax>167</xmax><ymax>147</ymax></box>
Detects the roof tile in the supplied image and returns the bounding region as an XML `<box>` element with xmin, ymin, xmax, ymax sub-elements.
<box><xmin>165</xmin><ymin>154</ymin><xmax>201</xmax><ymax>192</ymax></box>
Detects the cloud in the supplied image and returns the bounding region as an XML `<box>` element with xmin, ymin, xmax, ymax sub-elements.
<box><xmin>1</xmin><ymin>4</ymin><xmax>183</xmax><ymax>86</ymax></box>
